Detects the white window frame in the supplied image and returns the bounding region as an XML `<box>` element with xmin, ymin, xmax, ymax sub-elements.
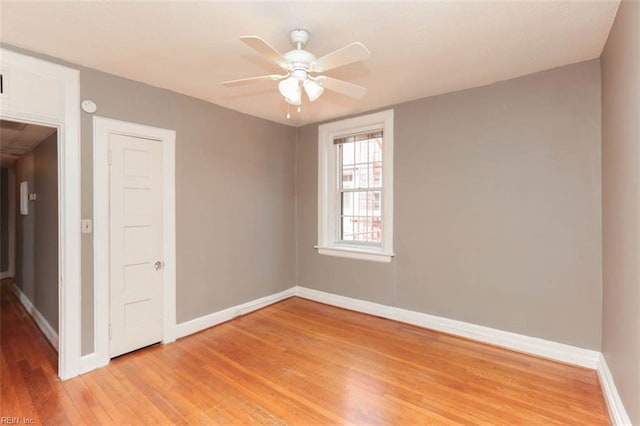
<box><xmin>317</xmin><ymin>109</ymin><xmax>394</xmax><ymax>263</ymax></box>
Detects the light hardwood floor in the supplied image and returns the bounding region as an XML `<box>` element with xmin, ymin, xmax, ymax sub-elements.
<box><xmin>0</xmin><ymin>278</ymin><xmax>610</xmax><ymax>424</ymax></box>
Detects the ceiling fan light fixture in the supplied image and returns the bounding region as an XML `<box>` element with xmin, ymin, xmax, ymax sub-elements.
<box><xmin>278</xmin><ymin>77</ymin><xmax>301</xmax><ymax>105</ymax></box>
<box><xmin>303</xmin><ymin>79</ymin><xmax>324</xmax><ymax>102</ymax></box>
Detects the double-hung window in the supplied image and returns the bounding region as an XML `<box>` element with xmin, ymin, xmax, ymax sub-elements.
<box><xmin>317</xmin><ymin>109</ymin><xmax>394</xmax><ymax>262</ymax></box>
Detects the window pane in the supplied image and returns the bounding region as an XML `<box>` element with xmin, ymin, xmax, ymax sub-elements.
<box><xmin>352</xmin><ymin>191</ymin><xmax>367</xmax><ymax>216</ymax></box>
<box><xmin>371</xmin><ymin>216</ymin><xmax>382</xmax><ymax>242</ymax></box>
<box><xmin>342</xmin><ymin>167</ymin><xmax>355</xmax><ymax>189</ymax></box>
<box><xmin>341</xmin><ymin>216</ymin><xmax>354</xmax><ymax>241</ymax></box>
<box><xmin>342</xmin><ymin>192</ymin><xmax>353</xmax><ymax>216</ymax></box>
<box><xmin>340</xmin><ymin>191</ymin><xmax>382</xmax><ymax>244</ymax></box>
<box><xmin>342</xmin><ymin>216</ymin><xmax>382</xmax><ymax>243</ymax></box>
<box><xmin>371</xmin><ymin>162</ymin><xmax>382</xmax><ymax>188</ymax></box>
<box><xmin>354</xmin><ymin>164</ymin><xmax>368</xmax><ymax>188</ymax></box>
<box><xmin>354</xmin><ymin>140</ymin><xmax>368</xmax><ymax>164</ymax></box>
<box><xmin>368</xmin><ymin>139</ymin><xmax>382</xmax><ymax>162</ymax></box>
<box><xmin>341</xmin><ymin>142</ymin><xmax>355</xmax><ymax>166</ymax></box>
<box><xmin>372</xmin><ymin>191</ymin><xmax>381</xmax><ymax>216</ymax></box>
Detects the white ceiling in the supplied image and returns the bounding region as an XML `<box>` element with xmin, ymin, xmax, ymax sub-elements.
<box><xmin>0</xmin><ymin>1</ymin><xmax>619</xmax><ymax>127</ymax></box>
<box><xmin>0</xmin><ymin>120</ymin><xmax>56</xmax><ymax>167</ymax></box>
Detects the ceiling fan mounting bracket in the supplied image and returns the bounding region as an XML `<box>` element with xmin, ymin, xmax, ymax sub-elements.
<box><xmin>290</xmin><ymin>29</ymin><xmax>310</xmax><ymax>49</ymax></box>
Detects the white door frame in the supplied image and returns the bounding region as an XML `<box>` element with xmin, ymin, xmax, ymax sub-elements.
<box><xmin>93</xmin><ymin>116</ymin><xmax>176</xmax><ymax>368</ymax></box>
<box><xmin>0</xmin><ymin>48</ymin><xmax>82</xmax><ymax>380</ymax></box>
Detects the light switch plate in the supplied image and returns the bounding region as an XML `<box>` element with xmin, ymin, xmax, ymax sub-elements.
<box><xmin>81</xmin><ymin>219</ymin><xmax>92</xmax><ymax>234</ymax></box>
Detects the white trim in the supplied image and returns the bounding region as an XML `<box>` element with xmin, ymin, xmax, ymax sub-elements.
<box><xmin>93</xmin><ymin>117</ymin><xmax>177</xmax><ymax>368</ymax></box>
<box><xmin>597</xmin><ymin>354</ymin><xmax>632</xmax><ymax>425</ymax></box>
<box><xmin>12</xmin><ymin>283</ymin><xmax>59</xmax><ymax>351</ymax></box>
<box><xmin>78</xmin><ymin>352</ymin><xmax>103</xmax><ymax>375</ymax></box>
<box><xmin>162</xmin><ymin>128</ymin><xmax>177</xmax><ymax>344</ymax></box>
<box><xmin>7</xmin><ymin>168</ymin><xmax>16</xmax><ymax>278</ymax></box>
<box><xmin>0</xmin><ymin>272</ymin><xmax>13</xmax><ymax>279</ymax></box>
<box><xmin>317</xmin><ymin>246</ymin><xmax>394</xmax><ymax>263</ymax></box>
<box><xmin>295</xmin><ymin>286</ymin><xmax>601</xmax><ymax>368</ymax></box>
<box><xmin>317</xmin><ymin>109</ymin><xmax>394</xmax><ymax>262</ymax></box>
<box><xmin>0</xmin><ymin>48</ymin><xmax>81</xmax><ymax>380</ymax></box>
<box><xmin>176</xmin><ymin>287</ymin><xmax>296</xmax><ymax>339</ymax></box>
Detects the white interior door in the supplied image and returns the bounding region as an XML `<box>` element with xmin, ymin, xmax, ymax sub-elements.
<box><xmin>109</xmin><ymin>133</ymin><xmax>164</xmax><ymax>358</ymax></box>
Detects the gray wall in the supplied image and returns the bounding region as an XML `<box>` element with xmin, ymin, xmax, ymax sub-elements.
<box><xmin>3</xmin><ymin>45</ymin><xmax>612</xmax><ymax>370</ymax></box>
<box><xmin>2</xmin><ymin>44</ymin><xmax>298</xmax><ymax>356</ymax></box>
<box><xmin>15</xmin><ymin>149</ymin><xmax>35</xmax><ymax>308</ymax></box>
<box><xmin>1</xmin><ymin>168</ymin><xmax>8</xmax><ymax>272</ymax></box>
<box><xmin>79</xmin><ymin>66</ymin><xmax>296</xmax><ymax>354</ymax></box>
<box><xmin>15</xmin><ymin>133</ymin><xmax>59</xmax><ymax>332</ymax></box>
<box><xmin>601</xmin><ymin>0</ymin><xmax>640</xmax><ymax>423</ymax></box>
<box><xmin>297</xmin><ymin>60</ymin><xmax>603</xmax><ymax>350</ymax></box>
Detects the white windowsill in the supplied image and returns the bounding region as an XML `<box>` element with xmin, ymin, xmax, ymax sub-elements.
<box><xmin>314</xmin><ymin>245</ymin><xmax>394</xmax><ymax>263</ymax></box>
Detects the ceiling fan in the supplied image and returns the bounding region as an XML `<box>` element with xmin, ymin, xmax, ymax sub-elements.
<box><xmin>222</xmin><ymin>29</ymin><xmax>370</xmax><ymax>109</ymax></box>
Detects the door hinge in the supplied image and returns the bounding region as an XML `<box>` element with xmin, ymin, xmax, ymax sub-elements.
<box><xmin>109</xmin><ymin>324</ymin><xmax>112</xmax><ymax>340</ymax></box>
<box><xmin>108</xmin><ymin>149</ymin><xmax>112</xmax><ymax>166</ymax></box>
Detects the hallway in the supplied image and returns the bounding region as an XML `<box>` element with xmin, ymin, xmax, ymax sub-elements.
<box><xmin>1</xmin><ymin>278</ymin><xmax>59</xmax><ymax>423</ymax></box>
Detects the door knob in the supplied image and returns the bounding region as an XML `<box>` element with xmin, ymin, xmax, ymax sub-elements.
<box><xmin>154</xmin><ymin>261</ymin><xmax>163</xmax><ymax>271</ymax></box>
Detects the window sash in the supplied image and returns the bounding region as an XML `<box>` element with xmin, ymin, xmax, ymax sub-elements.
<box><xmin>336</xmin><ymin>131</ymin><xmax>384</xmax><ymax>246</ymax></box>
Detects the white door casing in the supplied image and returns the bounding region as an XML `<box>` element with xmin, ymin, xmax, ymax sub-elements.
<box><xmin>109</xmin><ymin>134</ymin><xmax>164</xmax><ymax>357</ymax></box>
<box><xmin>0</xmin><ymin>168</ymin><xmax>16</xmax><ymax>280</ymax></box>
<box><xmin>0</xmin><ymin>47</ymin><xmax>81</xmax><ymax>380</ymax></box>
<box><xmin>93</xmin><ymin>117</ymin><xmax>176</xmax><ymax>368</ymax></box>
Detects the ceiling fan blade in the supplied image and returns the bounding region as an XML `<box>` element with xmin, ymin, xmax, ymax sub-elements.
<box><xmin>310</xmin><ymin>42</ymin><xmax>371</xmax><ymax>73</ymax></box>
<box><xmin>315</xmin><ymin>76</ymin><xmax>368</xmax><ymax>98</ymax></box>
<box><xmin>222</xmin><ymin>74</ymin><xmax>287</xmax><ymax>87</ymax></box>
<box><xmin>240</xmin><ymin>36</ymin><xmax>289</xmax><ymax>69</ymax></box>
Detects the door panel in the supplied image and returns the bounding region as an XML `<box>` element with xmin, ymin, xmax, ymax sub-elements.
<box><xmin>109</xmin><ymin>133</ymin><xmax>163</xmax><ymax>358</ymax></box>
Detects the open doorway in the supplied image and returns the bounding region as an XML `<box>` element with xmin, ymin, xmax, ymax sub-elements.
<box><xmin>1</xmin><ymin>119</ymin><xmax>60</xmax><ymax>362</ymax></box>
<box><xmin>1</xmin><ymin>47</ymin><xmax>81</xmax><ymax>379</ymax></box>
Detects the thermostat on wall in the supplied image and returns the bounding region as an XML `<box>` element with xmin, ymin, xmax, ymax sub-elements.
<box><xmin>81</xmin><ymin>99</ymin><xmax>97</xmax><ymax>113</ymax></box>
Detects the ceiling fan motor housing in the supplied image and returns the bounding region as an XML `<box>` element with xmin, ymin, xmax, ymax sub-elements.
<box><xmin>284</xmin><ymin>49</ymin><xmax>316</xmax><ymax>80</ymax></box>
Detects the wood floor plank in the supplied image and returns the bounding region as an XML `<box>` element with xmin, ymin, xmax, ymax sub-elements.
<box><xmin>267</xmin><ymin>299</ymin><xmax>609</xmax><ymax>423</ymax></box>
<box><xmin>61</xmin><ymin>377</ymin><xmax>109</xmax><ymax>425</ymax></box>
<box><xmin>230</xmin><ymin>306</ymin><xmax>572</xmax><ymax>424</ymax></box>
<box><xmin>0</xmin><ymin>278</ymin><xmax>610</xmax><ymax>424</ymax></box>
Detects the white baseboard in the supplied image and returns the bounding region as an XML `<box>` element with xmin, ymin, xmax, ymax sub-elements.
<box><xmin>294</xmin><ymin>286</ymin><xmax>601</xmax><ymax>369</ymax></box>
<box><xmin>393</xmin><ymin>305</ymin><xmax>601</xmax><ymax>369</ymax></box>
<box><xmin>0</xmin><ymin>271</ymin><xmax>14</xmax><ymax>279</ymax></box>
<box><xmin>12</xmin><ymin>283</ymin><xmax>59</xmax><ymax>351</ymax></box>
<box><xmin>176</xmin><ymin>287</ymin><xmax>297</xmax><ymax>339</ymax></box>
<box><xmin>71</xmin><ymin>283</ymin><xmax>632</xmax><ymax>426</ymax></box>
<box><xmin>597</xmin><ymin>353</ymin><xmax>632</xmax><ymax>425</ymax></box>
